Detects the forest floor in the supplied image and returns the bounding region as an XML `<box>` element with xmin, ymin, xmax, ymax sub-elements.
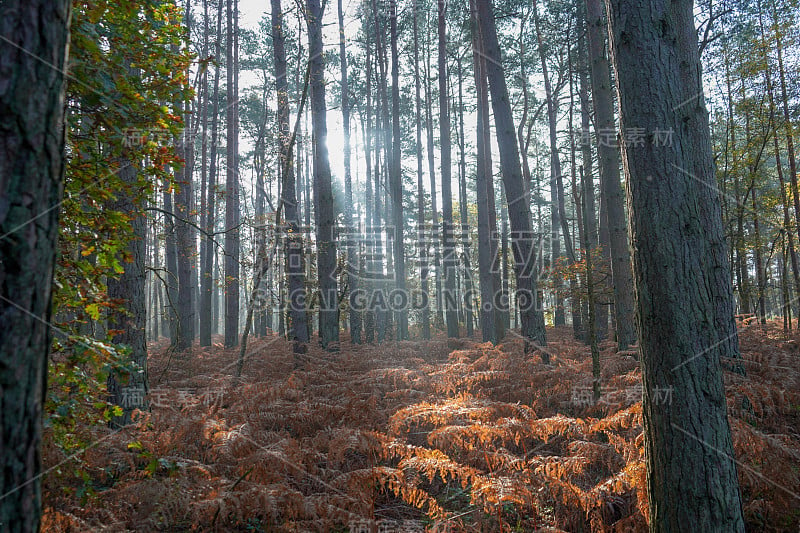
<box><xmin>42</xmin><ymin>321</ymin><xmax>800</xmax><ymax>532</ymax></box>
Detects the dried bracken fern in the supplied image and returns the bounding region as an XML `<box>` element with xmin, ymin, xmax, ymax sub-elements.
<box><xmin>41</xmin><ymin>323</ymin><xmax>800</xmax><ymax>532</ymax></box>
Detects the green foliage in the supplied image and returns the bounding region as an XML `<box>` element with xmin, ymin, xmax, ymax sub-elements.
<box><xmin>45</xmin><ymin>0</ymin><xmax>193</xmax><ymax>494</ymax></box>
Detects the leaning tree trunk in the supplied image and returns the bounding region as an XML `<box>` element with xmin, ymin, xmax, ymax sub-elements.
<box><xmin>477</xmin><ymin>0</ymin><xmax>547</xmax><ymax>353</ymax></box>
<box><xmin>307</xmin><ymin>0</ymin><xmax>339</xmax><ymax>349</ymax></box>
<box><xmin>606</xmin><ymin>0</ymin><xmax>745</xmax><ymax>530</ymax></box>
<box><xmin>0</xmin><ymin>1</ymin><xmax>70</xmax><ymax>529</ymax></box>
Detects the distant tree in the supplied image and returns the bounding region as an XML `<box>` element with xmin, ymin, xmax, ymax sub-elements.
<box><xmin>339</xmin><ymin>0</ymin><xmax>361</xmax><ymax>343</ymax></box>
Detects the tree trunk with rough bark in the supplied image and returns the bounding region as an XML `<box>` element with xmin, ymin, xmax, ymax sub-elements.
<box><xmin>606</xmin><ymin>0</ymin><xmax>745</xmax><ymax>529</ymax></box>
<box><xmin>0</xmin><ymin>1</ymin><xmax>70</xmax><ymax>529</ymax></box>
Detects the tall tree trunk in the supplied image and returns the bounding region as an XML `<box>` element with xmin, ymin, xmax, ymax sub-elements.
<box><xmin>151</xmin><ymin>225</ymin><xmax>162</xmax><ymax>339</ymax></box>
<box><xmin>585</xmin><ymin>0</ymin><xmax>635</xmax><ymax>349</ymax></box>
<box><xmin>566</xmin><ymin>22</ymin><xmax>586</xmax><ymax>341</ymax></box>
<box><xmin>471</xmin><ymin>0</ymin><xmax>497</xmax><ymax>343</ymax></box>
<box><xmin>606</xmin><ymin>0</ymin><xmax>744</xmax><ymax>529</ymax></box>
<box><xmin>438</xmin><ymin>0</ymin><xmax>459</xmax><ymax>338</ymax></box>
<box><xmin>307</xmin><ymin>0</ymin><xmax>339</xmax><ymax>349</ymax></box>
<box><xmin>273</xmin><ymin>0</ymin><xmax>308</xmax><ymax>346</ymax></box>
<box><xmin>389</xmin><ymin>0</ymin><xmax>408</xmax><ymax>340</ymax></box>
<box><xmin>581</xmin><ymin>150</ymin><xmax>602</xmax><ymax>402</ymax></box>
<box><xmin>412</xmin><ymin>1</ymin><xmax>430</xmax><ymax>340</ymax></box>
<box><xmin>338</xmin><ymin>0</ymin><xmax>361</xmax><ymax>344</ymax></box>
<box><xmin>363</xmin><ymin>35</ymin><xmax>375</xmax><ymax>343</ymax></box>
<box><xmin>456</xmin><ymin>54</ymin><xmax>475</xmax><ymax>337</ymax></box>
<box><xmin>107</xmin><ymin>153</ymin><xmax>149</xmax><ymax>426</ymax></box>
<box><xmin>578</xmin><ymin>23</ymin><xmax>603</xmax><ymax>342</ymax></box>
<box><xmin>533</xmin><ymin>2</ymin><xmax>567</xmax><ymax>327</ymax></box>
<box><xmin>370</xmin><ymin>0</ymin><xmax>388</xmax><ymax>343</ymax></box>
<box><xmin>224</xmin><ymin>0</ymin><xmax>240</xmax><ymax>347</ymax></box>
<box><xmin>175</xmin><ymin>97</ymin><xmax>196</xmax><ymax>351</ymax></box>
<box><xmin>164</xmin><ymin>188</ymin><xmax>179</xmax><ymax>344</ymax></box>
<box><xmin>477</xmin><ymin>0</ymin><xmax>547</xmax><ymax>353</ymax></box>
<box><xmin>0</xmin><ymin>1</ymin><xmax>70</xmax><ymax>528</ymax></box>
<box><xmin>198</xmin><ymin>0</ymin><xmax>210</xmax><ymax>343</ymax></box>
<box><xmin>200</xmin><ymin>0</ymin><xmax>221</xmax><ymax>347</ymax></box>
<box><xmin>424</xmin><ymin>12</ymin><xmax>444</xmax><ymax>330</ymax></box>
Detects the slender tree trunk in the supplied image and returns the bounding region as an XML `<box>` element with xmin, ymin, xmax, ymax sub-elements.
<box><xmin>412</xmin><ymin>1</ymin><xmax>430</xmax><ymax>340</ymax></box>
<box><xmin>606</xmin><ymin>0</ymin><xmax>744</xmax><ymax>529</ymax></box>
<box><xmin>585</xmin><ymin>0</ymin><xmax>635</xmax><ymax>349</ymax></box>
<box><xmin>533</xmin><ymin>2</ymin><xmax>567</xmax><ymax>327</ymax></box>
<box><xmin>200</xmin><ymin>0</ymin><xmax>221</xmax><ymax>346</ymax></box>
<box><xmin>338</xmin><ymin>0</ymin><xmax>361</xmax><ymax>344</ymax></box>
<box><xmin>363</xmin><ymin>36</ymin><xmax>375</xmax><ymax>343</ymax></box>
<box><xmin>752</xmin><ymin>189</ymin><xmax>767</xmax><ymax>325</ymax></box>
<box><xmin>307</xmin><ymin>0</ymin><xmax>339</xmax><ymax>349</ymax></box>
<box><xmin>389</xmin><ymin>0</ymin><xmax>407</xmax><ymax>340</ymax></box>
<box><xmin>370</xmin><ymin>0</ymin><xmax>388</xmax><ymax>343</ymax></box>
<box><xmin>771</xmin><ymin>3</ymin><xmax>800</xmax><ymax>278</ymax></box>
<box><xmin>477</xmin><ymin>0</ymin><xmax>547</xmax><ymax>353</ymax></box>
<box><xmin>578</xmin><ymin>16</ymin><xmax>602</xmax><ymax>343</ymax></box>
<box><xmin>273</xmin><ymin>0</ymin><xmax>308</xmax><ymax>347</ymax></box>
<box><xmin>224</xmin><ymin>0</ymin><xmax>240</xmax><ymax>347</ymax></box>
<box><xmin>424</xmin><ymin>16</ymin><xmax>444</xmax><ymax>330</ymax></box>
<box><xmin>0</xmin><ymin>1</ymin><xmax>70</xmax><ymax>528</ymax></box>
<box><xmin>581</xmin><ymin>153</ymin><xmax>602</xmax><ymax>402</ymax></box>
<box><xmin>471</xmin><ymin>1</ymin><xmax>497</xmax><ymax>343</ymax></box>
<box><xmin>151</xmin><ymin>227</ymin><xmax>162</xmax><ymax>339</ymax></box>
<box><xmin>438</xmin><ymin>0</ymin><xmax>459</xmax><ymax>338</ymax></box>
<box><xmin>198</xmin><ymin>0</ymin><xmax>210</xmax><ymax>343</ymax></box>
<box><xmin>164</xmin><ymin>188</ymin><xmax>179</xmax><ymax>344</ymax></box>
<box><xmin>175</xmin><ymin>96</ymin><xmax>196</xmax><ymax>351</ymax></box>
<box><xmin>456</xmin><ymin>54</ymin><xmax>474</xmax><ymax>338</ymax></box>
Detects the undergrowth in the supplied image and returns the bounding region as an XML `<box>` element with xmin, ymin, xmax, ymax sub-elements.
<box><xmin>42</xmin><ymin>322</ymin><xmax>800</xmax><ymax>531</ymax></box>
